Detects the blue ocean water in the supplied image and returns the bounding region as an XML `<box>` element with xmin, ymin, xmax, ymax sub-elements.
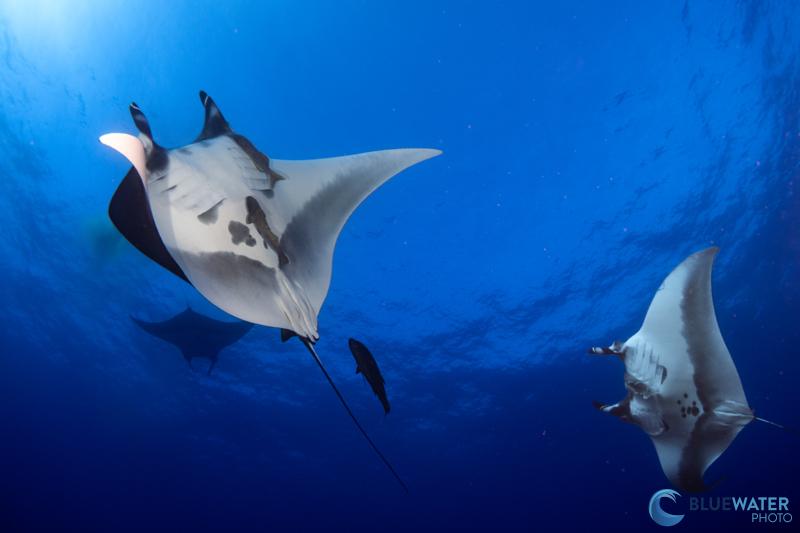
<box><xmin>1</xmin><ymin>1</ymin><xmax>798</xmax><ymax>531</ymax></box>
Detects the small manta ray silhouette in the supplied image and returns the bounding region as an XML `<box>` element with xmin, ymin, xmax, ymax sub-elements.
<box><xmin>349</xmin><ymin>338</ymin><xmax>391</xmax><ymax>415</ymax></box>
<box><xmin>131</xmin><ymin>307</ymin><xmax>253</xmax><ymax>375</ymax></box>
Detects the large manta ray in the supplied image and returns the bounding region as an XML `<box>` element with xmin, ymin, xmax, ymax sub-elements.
<box><xmin>131</xmin><ymin>307</ymin><xmax>253</xmax><ymax>375</ymax></box>
<box><xmin>590</xmin><ymin>247</ymin><xmax>783</xmax><ymax>492</ymax></box>
<box><xmin>101</xmin><ymin>91</ymin><xmax>440</xmax><ymax>491</ymax></box>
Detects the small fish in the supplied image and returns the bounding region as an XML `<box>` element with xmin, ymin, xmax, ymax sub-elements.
<box><xmin>349</xmin><ymin>338</ymin><xmax>391</xmax><ymax>415</ymax></box>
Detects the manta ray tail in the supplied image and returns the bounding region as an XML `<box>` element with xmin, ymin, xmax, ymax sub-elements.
<box><xmin>301</xmin><ymin>338</ymin><xmax>409</xmax><ymax>493</ymax></box>
<box><xmin>754</xmin><ymin>417</ymin><xmax>800</xmax><ymax>437</ymax></box>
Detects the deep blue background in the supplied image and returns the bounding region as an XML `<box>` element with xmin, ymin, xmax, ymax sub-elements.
<box><xmin>1</xmin><ymin>1</ymin><xmax>798</xmax><ymax>531</ymax></box>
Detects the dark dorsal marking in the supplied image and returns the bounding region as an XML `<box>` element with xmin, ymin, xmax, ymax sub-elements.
<box><xmin>108</xmin><ymin>167</ymin><xmax>189</xmax><ymax>283</ymax></box>
<box><xmin>196</xmin><ymin>90</ymin><xmax>232</xmax><ymax>141</ymax></box>
<box><xmin>230</xmin><ymin>134</ymin><xmax>286</xmax><ymax>188</ymax></box>
<box><xmin>676</xmin><ymin>260</ymin><xmax>725</xmax><ymax>491</ymax></box>
<box><xmin>228</xmin><ymin>220</ymin><xmax>256</xmax><ymax>247</ymax></box>
<box><xmin>245</xmin><ymin>196</ymin><xmax>288</xmax><ymax>266</ymax></box>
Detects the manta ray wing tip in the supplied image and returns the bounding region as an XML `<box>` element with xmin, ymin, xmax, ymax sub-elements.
<box><xmin>400</xmin><ymin>148</ymin><xmax>442</xmax><ymax>161</ymax></box>
<box><xmin>687</xmin><ymin>246</ymin><xmax>720</xmax><ymax>263</ymax></box>
<box><xmin>402</xmin><ymin>148</ymin><xmax>443</xmax><ymax>165</ymax></box>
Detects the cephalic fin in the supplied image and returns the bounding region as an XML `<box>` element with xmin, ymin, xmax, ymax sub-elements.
<box><xmin>129</xmin><ymin>102</ymin><xmax>153</xmax><ymax>139</ymax></box>
<box><xmin>197</xmin><ymin>90</ymin><xmax>233</xmax><ymax>140</ymax></box>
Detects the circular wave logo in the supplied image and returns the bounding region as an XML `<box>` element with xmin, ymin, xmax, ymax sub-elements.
<box><xmin>649</xmin><ymin>489</ymin><xmax>685</xmax><ymax>527</ymax></box>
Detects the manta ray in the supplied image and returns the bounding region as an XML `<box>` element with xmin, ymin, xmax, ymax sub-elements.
<box><xmin>101</xmin><ymin>91</ymin><xmax>440</xmax><ymax>491</ymax></box>
<box><xmin>348</xmin><ymin>338</ymin><xmax>391</xmax><ymax>415</ymax></box>
<box><xmin>590</xmin><ymin>247</ymin><xmax>786</xmax><ymax>492</ymax></box>
<box><xmin>131</xmin><ymin>307</ymin><xmax>254</xmax><ymax>375</ymax></box>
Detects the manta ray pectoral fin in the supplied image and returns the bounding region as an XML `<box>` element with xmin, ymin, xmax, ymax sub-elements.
<box><xmin>652</xmin><ymin>407</ymin><xmax>751</xmax><ymax>492</ymax></box>
<box><xmin>651</xmin><ymin>416</ymin><xmax>741</xmax><ymax>492</ymax></box>
<box><xmin>108</xmin><ymin>167</ymin><xmax>190</xmax><ymax>283</ymax></box>
<box><xmin>272</xmin><ymin>148</ymin><xmax>441</xmax><ymax>316</ymax></box>
<box><xmin>100</xmin><ymin>133</ymin><xmax>148</xmax><ymax>183</ymax></box>
<box><xmin>639</xmin><ymin>247</ymin><xmax>747</xmax><ymax>408</ymax></box>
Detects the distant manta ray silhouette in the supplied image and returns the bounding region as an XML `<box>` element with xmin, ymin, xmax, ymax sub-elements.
<box><xmin>131</xmin><ymin>307</ymin><xmax>253</xmax><ymax>375</ymax></box>
<box><xmin>590</xmin><ymin>247</ymin><xmax>790</xmax><ymax>492</ymax></box>
<box><xmin>100</xmin><ymin>90</ymin><xmax>440</xmax><ymax>492</ymax></box>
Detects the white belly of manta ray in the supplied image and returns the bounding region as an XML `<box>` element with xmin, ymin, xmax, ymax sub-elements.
<box><xmin>623</xmin><ymin>334</ymin><xmax>752</xmax><ymax>434</ymax></box>
<box><xmin>147</xmin><ymin>137</ymin><xmax>319</xmax><ymax>340</ymax></box>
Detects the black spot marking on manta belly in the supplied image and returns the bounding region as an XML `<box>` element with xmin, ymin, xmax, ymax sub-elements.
<box><xmin>178</xmin><ymin>147</ymin><xmax>193</xmax><ymax>155</ymax></box>
<box><xmin>679</xmin><ymin>396</ymin><xmax>701</xmax><ymax>419</ymax></box>
<box><xmin>245</xmin><ymin>196</ymin><xmax>289</xmax><ymax>266</ymax></box>
<box><xmin>197</xmin><ymin>200</ymin><xmax>223</xmax><ymax>225</ymax></box>
<box><xmin>228</xmin><ymin>220</ymin><xmax>256</xmax><ymax>246</ymax></box>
